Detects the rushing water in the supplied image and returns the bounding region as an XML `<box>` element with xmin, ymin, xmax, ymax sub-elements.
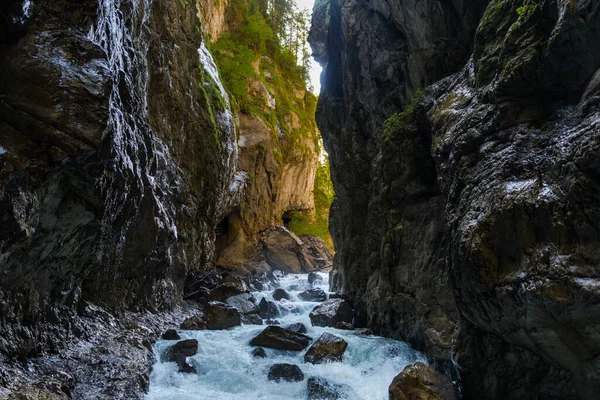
<box><xmin>147</xmin><ymin>272</ymin><xmax>425</xmax><ymax>400</ymax></box>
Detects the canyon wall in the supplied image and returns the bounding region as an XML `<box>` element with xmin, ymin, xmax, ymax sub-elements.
<box><xmin>311</xmin><ymin>0</ymin><xmax>600</xmax><ymax>398</ymax></box>
<box><xmin>0</xmin><ymin>0</ymin><xmax>319</xmax><ymax>397</ymax></box>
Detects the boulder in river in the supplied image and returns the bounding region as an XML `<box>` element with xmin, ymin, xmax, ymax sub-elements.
<box><xmin>249</xmin><ymin>326</ymin><xmax>312</xmax><ymax>351</ymax></box>
<box><xmin>227</xmin><ymin>293</ymin><xmax>258</xmax><ymax>315</ymax></box>
<box><xmin>258</xmin><ymin>297</ymin><xmax>280</xmax><ymax>319</ymax></box>
<box><xmin>287</xmin><ymin>323</ymin><xmax>308</xmax><ymax>334</ymax></box>
<box><xmin>180</xmin><ymin>316</ymin><xmax>207</xmax><ymax>330</ymax></box>
<box><xmin>267</xmin><ymin>363</ymin><xmax>305</xmax><ymax>382</ymax></box>
<box><xmin>165</xmin><ymin>339</ymin><xmax>198</xmax><ymax>373</ymax></box>
<box><xmin>208</xmin><ymin>282</ymin><xmax>249</xmax><ymax>302</ymax></box>
<box><xmin>273</xmin><ymin>288</ymin><xmax>290</xmax><ymax>301</ymax></box>
<box><xmin>335</xmin><ymin>322</ymin><xmax>354</xmax><ymax>330</ymax></box>
<box><xmin>299</xmin><ymin>288</ymin><xmax>328</xmax><ymax>302</ymax></box>
<box><xmin>309</xmin><ymin>298</ymin><xmax>353</xmax><ymax>327</ymax></box>
<box><xmin>389</xmin><ymin>362</ymin><xmax>457</xmax><ymax>400</ymax></box>
<box><xmin>206</xmin><ymin>301</ymin><xmax>242</xmax><ymax>330</ymax></box>
<box><xmin>307</xmin><ymin>376</ymin><xmax>349</xmax><ymax>400</ymax></box>
<box><xmin>242</xmin><ymin>313</ymin><xmax>263</xmax><ymax>325</ymax></box>
<box><xmin>304</xmin><ymin>333</ymin><xmax>348</xmax><ymax>364</ymax></box>
<box><xmin>252</xmin><ymin>347</ymin><xmax>267</xmax><ymax>358</ymax></box>
<box><xmin>308</xmin><ymin>272</ymin><xmax>323</xmax><ymax>286</ymax></box>
<box><xmin>161</xmin><ymin>329</ymin><xmax>180</xmax><ymax>340</ymax></box>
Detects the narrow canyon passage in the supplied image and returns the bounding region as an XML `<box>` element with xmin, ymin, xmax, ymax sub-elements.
<box><xmin>147</xmin><ymin>272</ymin><xmax>425</xmax><ymax>399</ymax></box>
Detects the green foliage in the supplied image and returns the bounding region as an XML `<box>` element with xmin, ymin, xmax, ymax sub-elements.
<box><xmin>383</xmin><ymin>89</ymin><xmax>424</xmax><ymax>142</ymax></box>
<box><xmin>288</xmin><ymin>156</ymin><xmax>334</xmax><ymax>249</ymax></box>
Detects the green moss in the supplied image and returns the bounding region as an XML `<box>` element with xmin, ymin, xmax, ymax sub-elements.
<box><xmin>178</xmin><ymin>0</ymin><xmax>186</xmax><ymax>9</ymax></box>
<box><xmin>383</xmin><ymin>89</ymin><xmax>423</xmax><ymax>142</ymax></box>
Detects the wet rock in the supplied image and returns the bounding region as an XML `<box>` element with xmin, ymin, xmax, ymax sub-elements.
<box><xmin>261</xmin><ymin>227</ymin><xmax>308</xmax><ymax>273</ymax></box>
<box><xmin>360</xmin><ymin>329</ymin><xmax>373</xmax><ymax>336</ymax></box>
<box><xmin>161</xmin><ymin>329</ymin><xmax>180</xmax><ymax>340</ymax></box>
<box><xmin>227</xmin><ymin>293</ymin><xmax>258</xmax><ymax>315</ymax></box>
<box><xmin>165</xmin><ymin>339</ymin><xmax>198</xmax><ymax>373</ymax></box>
<box><xmin>299</xmin><ymin>288</ymin><xmax>328</xmax><ymax>302</ymax></box>
<box><xmin>266</xmin><ymin>319</ymin><xmax>281</xmax><ymax>325</ymax></box>
<box><xmin>180</xmin><ymin>316</ymin><xmax>207</xmax><ymax>330</ymax></box>
<box><xmin>309</xmin><ymin>299</ymin><xmax>353</xmax><ymax>328</ymax></box>
<box><xmin>335</xmin><ymin>322</ymin><xmax>354</xmax><ymax>331</ymax></box>
<box><xmin>308</xmin><ymin>272</ymin><xmax>323</xmax><ymax>286</ymax></box>
<box><xmin>249</xmin><ymin>326</ymin><xmax>312</xmax><ymax>351</ymax></box>
<box><xmin>267</xmin><ymin>363</ymin><xmax>305</xmax><ymax>382</ymax></box>
<box><xmin>304</xmin><ymin>333</ymin><xmax>348</xmax><ymax>364</ymax></box>
<box><xmin>205</xmin><ymin>302</ymin><xmax>241</xmax><ymax>330</ymax></box>
<box><xmin>258</xmin><ymin>297</ymin><xmax>280</xmax><ymax>319</ymax></box>
<box><xmin>287</xmin><ymin>323</ymin><xmax>308</xmax><ymax>334</ymax></box>
<box><xmin>242</xmin><ymin>313</ymin><xmax>263</xmax><ymax>325</ymax></box>
<box><xmin>278</xmin><ymin>298</ymin><xmax>299</xmax><ymax>315</ymax></box>
<box><xmin>389</xmin><ymin>362</ymin><xmax>457</xmax><ymax>400</ymax></box>
<box><xmin>208</xmin><ymin>282</ymin><xmax>249</xmax><ymax>303</ymax></box>
<box><xmin>273</xmin><ymin>288</ymin><xmax>290</xmax><ymax>301</ymax></box>
<box><xmin>252</xmin><ymin>347</ymin><xmax>267</xmax><ymax>358</ymax></box>
<box><xmin>307</xmin><ymin>377</ymin><xmax>348</xmax><ymax>400</ymax></box>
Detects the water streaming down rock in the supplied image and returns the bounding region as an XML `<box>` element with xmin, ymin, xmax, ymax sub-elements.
<box><xmin>147</xmin><ymin>272</ymin><xmax>426</xmax><ymax>400</ymax></box>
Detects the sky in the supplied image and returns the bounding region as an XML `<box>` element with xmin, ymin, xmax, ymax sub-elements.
<box><xmin>296</xmin><ymin>0</ymin><xmax>322</xmax><ymax>94</ymax></box>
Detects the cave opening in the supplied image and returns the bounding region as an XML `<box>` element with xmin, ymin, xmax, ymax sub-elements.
<box><xmin>214</xmin><ymin>216</ymin><xmax>229</xmax><ymax>253</ymax></box>
<box><xmin>282</xmin><ymin>211</ymin><xmax>293</xmax><ymax>227</ymax></box>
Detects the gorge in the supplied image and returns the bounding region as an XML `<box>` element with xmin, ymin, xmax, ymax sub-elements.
<box><xmin>1</xmin><ymin>0</ymin><xmax>600</xmax><ymax>399</ymax></box>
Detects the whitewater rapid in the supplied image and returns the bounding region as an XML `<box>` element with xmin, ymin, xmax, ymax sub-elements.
<box><xmin>147</xmin><ymin>272</ymin><xmax>425</xmax><ymax>400</ymax></box>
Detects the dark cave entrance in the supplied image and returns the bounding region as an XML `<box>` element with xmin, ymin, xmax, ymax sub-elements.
<box><xmin>214</xmin><ymin>216</ymin><xmax>230</xmax><ymax>254</ymax></box>
<box><xmin>282</xmin><ymin>211</ymin><xmax>293</xmax><ymax>227</ymax></box>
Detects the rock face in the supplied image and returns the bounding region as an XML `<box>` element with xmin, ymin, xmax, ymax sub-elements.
<box><xmin>0</xmin><ymin>0</ymin><xmax>320</xmax><ymax>396</ymax></box>
<box><xmin>304</xmin><ymin>333</ymin><xmax>348</xmax><ymax>364</ymax></box>
<box><xmin>309</xmin><ymin>299</ymin><xmax>353</xmax><ymax>327</ymax></box>
<box><xmin>249</xmin><ymin>326</ymin><xmax>312</xmax><ymax>351</ymax></box>
<box><xmin>389</xmin><ymin>362</ymin><xmax>456</xmax><ymax>400</ymax></box>
<box><xmin>311</xmin><ymin>0</ymin><xmax>600</xmax><ymax>398</ymax></box>
<box><xmin>205</xmin><ymin>302</ymin><xmax>242</xmax><ymax>330</ymax></box>
<box><xmin>267</xmin><ymin>363</ymin><xmax>305</xmax><ymax>382</ymax></box>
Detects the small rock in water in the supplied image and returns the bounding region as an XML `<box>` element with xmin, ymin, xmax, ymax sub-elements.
<box><xmin>161</xmin><ymin>329</ymin><xmax>180</xmax><ymax>340</ymax></box>
<box><xmin>258</xmin><ymin>297</ymin><xmax>280</xmax><ymax>319</ymax></box>
<box><xmin>165</xmin><ymin>339</ymin><xmax>198</xmax><ymax>373</ymax></box>
<box><xmin>206</xmin><ymin>301</ymin><xmax>242</xmax><ymax>330</ymax></box>
<box><xmin>252</xmin><ymin>347</ymin><xmax>267</xmax><ymax>358</ymax></box>
<box><xmin>249</xmin><ymin>325</ymin><xmax>312</xmax><ymax>351</ymax></box>
<box><xmin>310</xmin><ymin>298</ymin><xmax>353</xmax><ymax>328</ymax></box>
<box><xmin>389</xmin><ymin>362</ymin><xmax>457</xmax><ymax>400</ymax></box>
<box><xmin>208</xmin><ymin>282</ymin><xmax>249</xmax><ymax>302</ymax></box>
<box><xmin>242</xmin><ymin>313</ymin><xmax>263</xmax><ymax>325</ymax></box>
<box><xmin>180</xmin><ymin>316</ymin><xmax>207</xmax><ymax>330</ymax></box>
<box><xmin>267</xmin><ymin>363</ymin><xmax>305</xmax><ymax>382</ymax></box>
<box><xmin>299</xmin><ymin>288</ymin><xmax>328</xmax><ymax>302</ymax></box>
<box><xmin>304</xmin><ymin>332</ymin><xmax>348</xmax><ymax>364</ymax></box>
<box><xmin>227</xmin><ymin>293</ymin><xmax>258</xmax><ymax>314</ymax></box>
<box><xmin>273</xmin><ymin>288</ymin><xmax>290</xmax><ymax>301</ymax></box>
<box><xmin>308</xmin><ymin>272</ymin><xmax>323</xmax><ymax>286</ymax></box>
<box><xmin>307</xmin><ymin>377</ymin><xmax>348</xmax><ymax>400</ymax></box>
<box><xmin>360</xmin><ymin>329</ymin><xmax>374</xmax><ymax>336</ymax></box>
<box><xmin>266</xmin><ymin>318</ymin><xmax>281</xmax><ymax>325</ymax></box>
<box><xmin>335</xmin><ymin>321</ymin><xmax>354</xmax><ymax>330</ymax></box>
<box><xmin>287</xmin><ymin>323</ymin><xmax>308</xmax><ymax>334</ymax></box>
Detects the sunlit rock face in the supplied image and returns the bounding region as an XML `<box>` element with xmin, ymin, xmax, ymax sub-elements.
<box><xmin>312</xmin><ymin>0</ymin><xmax>600</xmax><ymax>398</ymax></box>
<box><xmin>0</xmin><ymin>0</ymin><xmax>237</xmax><ymax>364</ymax></box>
